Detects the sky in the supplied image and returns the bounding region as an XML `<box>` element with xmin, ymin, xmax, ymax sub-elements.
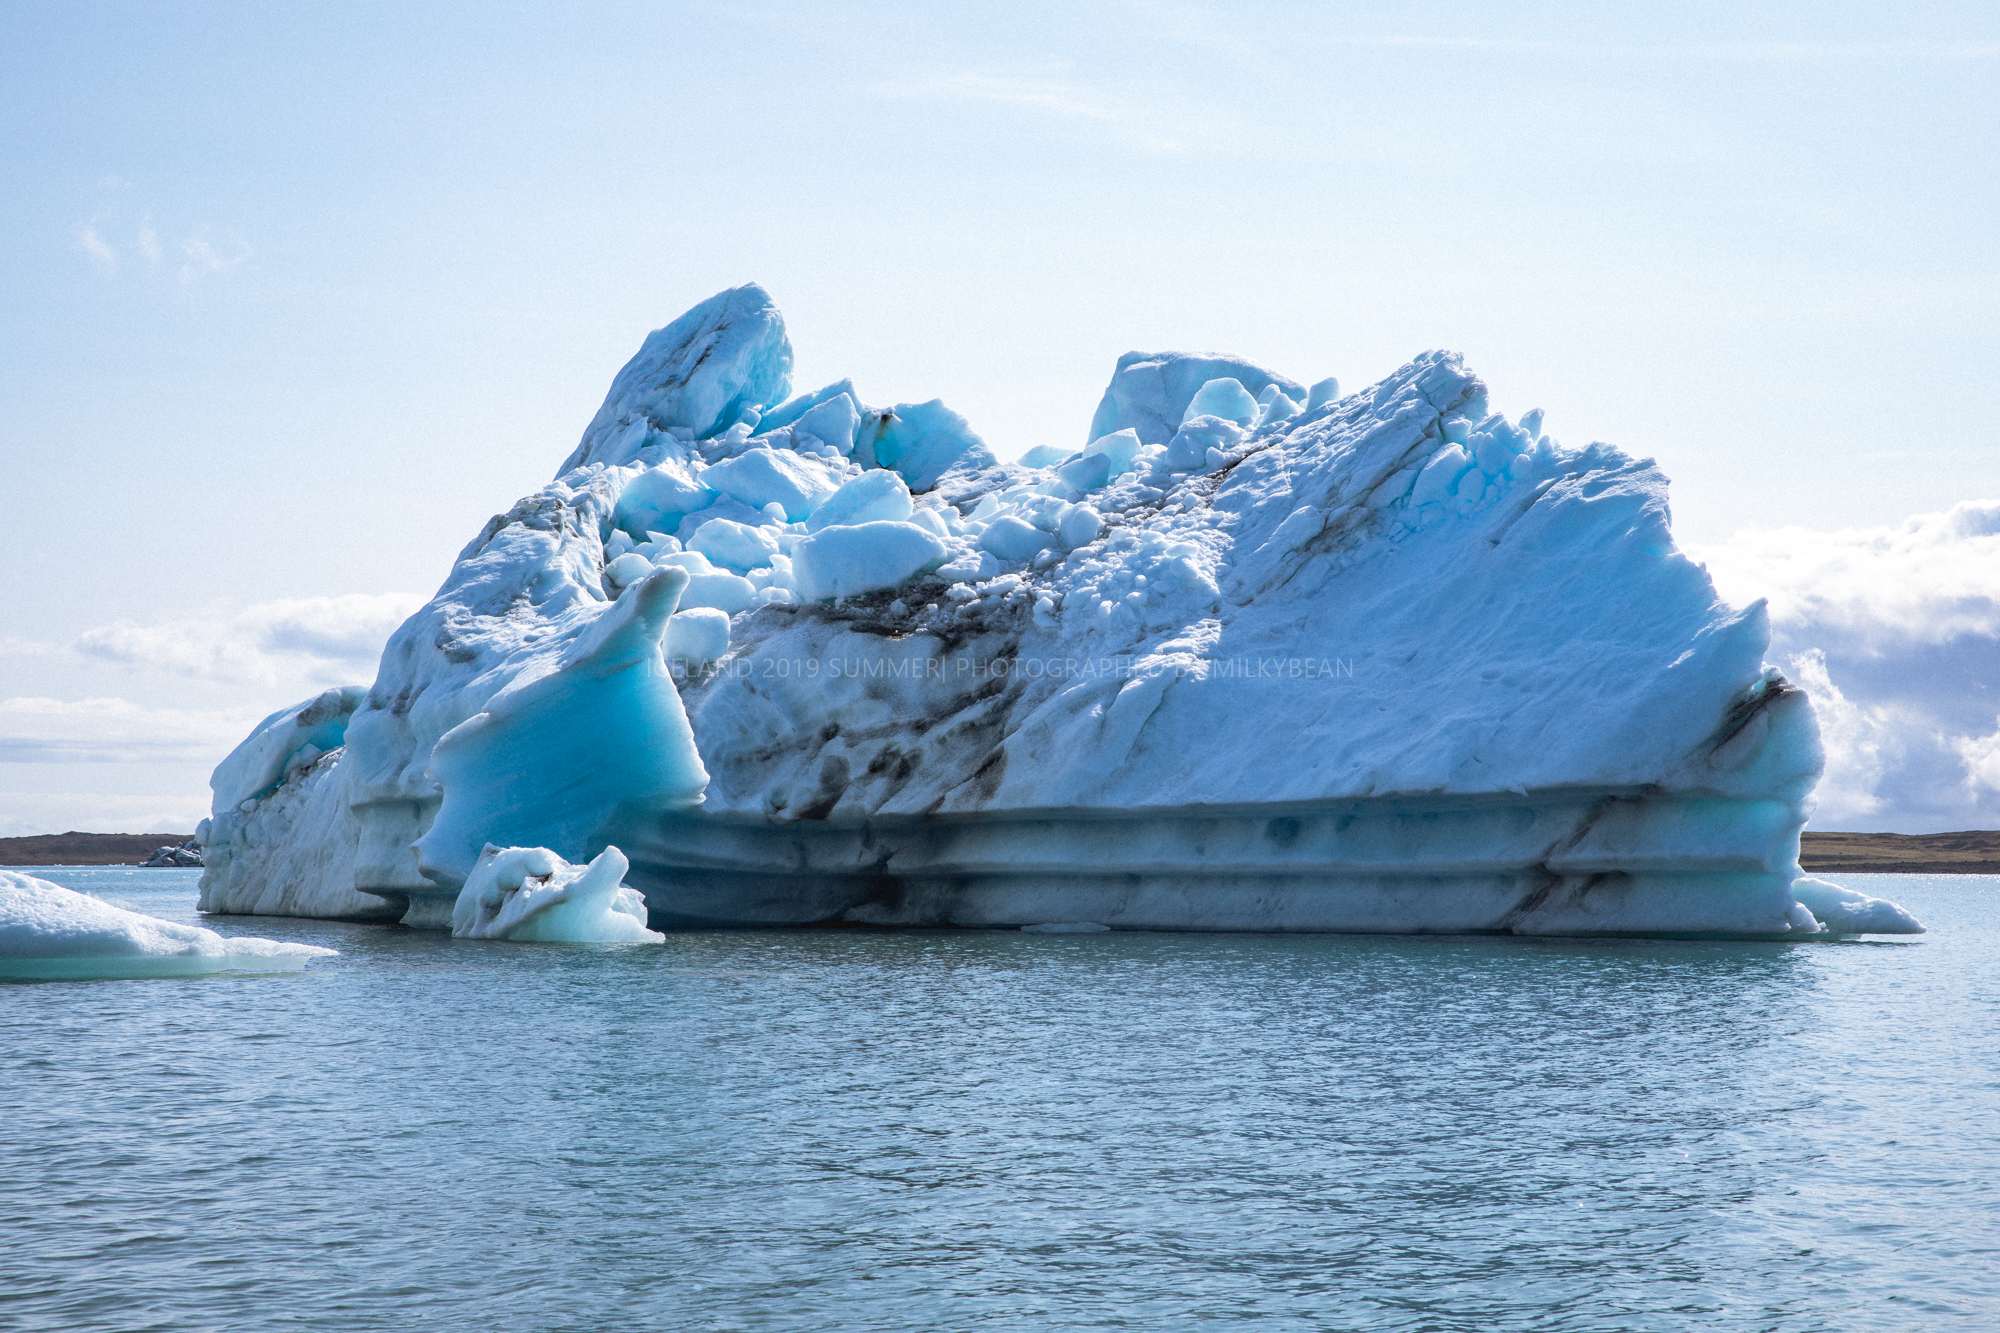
<box><xmin>1</xmin><ymin>0</ymin><xmax>1996</xmax><ymax>835</ymax></box>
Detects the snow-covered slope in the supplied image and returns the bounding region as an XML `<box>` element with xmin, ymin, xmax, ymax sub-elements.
<box><xmin>205</xmin><ymin>283</ymin><xmax>1922</xmax><ymax>938</ymax></box>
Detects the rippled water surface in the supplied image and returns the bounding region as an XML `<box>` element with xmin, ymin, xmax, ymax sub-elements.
<box><xmin>3</xmin><ymin>869</ymin><xmax>1997</xmax><ymax>1332</ymax></box>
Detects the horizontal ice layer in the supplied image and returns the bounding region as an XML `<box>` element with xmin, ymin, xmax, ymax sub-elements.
<box><xmin>201</xmin><ymin>284</ymin><xmax>1919</xmax><ymax>938</ymax></box>
<box><xmin>451</xmin><ymin>845</ymin><xmax>662</xmax><ymax>942</ymax></box>
<box><xmin>1</xmin><ymin>872</ymin><xmax>335</xmax><ymax>982</ymax></box>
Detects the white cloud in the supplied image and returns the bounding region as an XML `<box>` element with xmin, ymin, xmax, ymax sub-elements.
<box><xmin>872</xmin><ymin>68</ymin><xmax>1205</xmax><ymax>152</ymax></box>
<box><xmin>75</xmin><ymin>592</ymin><xmax>425</xmax><ymax>688</ymax></box>
<box><xmin>0</xmin><ymin>696</ymin><xmax>265</xmax><ymax>765</ymax></box>
<box><xmin>1689</xmin><ymin>500</ymin><xmax>2000</xmax><ymax>831</ymax></box>
<box><xmin>1955</xmin><ymin>722</ymin><xmax>2000</xmax><ymax>798</ymax></box>
<box><xmin>178</xmin><ymin>226</ymin><xmax>251</xmax><ymax>283</ymax></box>
<box><xmin>77</xmin><ymin>223</ymin><xmax>118</xmax><ymax>277</ymax></box>
<box><xmin>1691</xmin><ymin>499</ymin><xmax>2000</xmax><ymax>649</ymax></box>
<box><xmin>73</xmin><ymin>197</ymin><xmax>252</xmax><ymax>286</ymax></box>
<box><xmin>0</xmin><ymin>793</ymin><xmax>212</xmax><ymax>840</ymax></box>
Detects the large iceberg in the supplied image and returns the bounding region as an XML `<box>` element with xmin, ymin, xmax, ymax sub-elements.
<box><xmin>1</xmin><ymin>872</ymin><xmax>335</xmax><ymax>982</ymax></box>
<box><xmin>199</xmin><ymin>283</ymin><xmax>1922</xmax><ymax>938</ymax></box>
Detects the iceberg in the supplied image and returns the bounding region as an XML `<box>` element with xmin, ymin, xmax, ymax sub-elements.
<box><xmin>1</xmin><ymin>871</ymin><xmax>335</xmax><ymax>981</ymax></box>
<box><xmin>201</xmin><ymin>282</ymin><xmax>1922</xmax><ymax>939</ymax></box>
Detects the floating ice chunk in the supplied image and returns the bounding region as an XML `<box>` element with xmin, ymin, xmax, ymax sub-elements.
<box><xmin>690</xmin><ymin>518</ymin><xmax>782</xmax><ymax>572</ymax></box>
<box><xmin>1088</xmin><ymin>351</ymin><xmax>1307</xmax><ymax>446</ymax></box>
<box><xmin>562</xmin><ymin>284</ymin><xmax>793</xmax><ymax>472</ymax></box>
<box><xmin>210</xmin><ymin>686</ymin><xmax>367</xmax><ymax>814</ymax></box>
<box><xmin>658</xmin><ymin>549</ymin><xmax>716</xmax><ymax>576</ymax></box>
<box><xmin>1306</xmin><ymin>376</ymin><xmax>1340</xmax><ymax>410</ymax></box>
<box><xmin>679</xmin><ymin>570</ymin><xmax>760</xmax><ymax>614</ymax></box>
<box><xmin>808</xmin><ymin>469</ymin><xmax>913</xmax><ymax>532</ymax></box>
<box><xmin>673</xmin><ymin>497</ymin><xmax>768</xmax><ymax>544</ymax></box>
<box><xmin>759</xmin><ymin>379</ymin><xmax>861</xmax><ymax>433</ymax></box>
<box><xmin>1018</xmin><ymin>444</ymin><xmax>1069</xmax><ymax>468</ymax></box>
<box><xmin>1181</xmin><ymin>378</ymin><xmax>1260</xmax><ymax>429</ymax></box>
<box><xmin>0</xmin><ymin>871</ymin><xmax>335</xmax><ymax>982</ymax></box>
<box><xmin>1520</xmin><ymin>408</ymin><xmax>1545</xmax><ymax>438</ymax></box>
<box><xmin>1058</xmin><ymin>452</ymin><xmax>1110</xmax><ymax>492</ymax></box>
<box><xmin>1255</xmin><ymin>385</ymin><xmax>1302</xmax><ymax>428</ymax></box>
<box><xmin>1164</xmin><ymin>414</ymin><xmax>1245</xmax><ymax>471</ymax></box>
<box><xmin>1060</xmin><ymin>428</ymin><xmax>1145</xmax><ymax>492</ymax></box>
<box><xmin>792</xmin><ymin>521</ymin><xmax>950</xmax><ymax>601</ymax></box>
<box><xmin>934</xmin><ymin>546</ymin><xmax>998</xmax><ymax>584</ymax></box>
<box><xmin>980</xmin><ymin>514</ymin><xmax>1054</xmax><ymax>562</ymax></box>
<box><xmin>700</xmin><ymin>447</ymin><xmax>838</xmax><ymax>522</ymax></box>
<box><xmin>666</xmin><ymin>607</ymin><xmax>731</xmax><ymax>666</ymax></box>
<box><xmin>1790</xmin><ymin>877</ymin><xmax>1926</xmax><ymax>934</ymax></box>
<box><xmin>864</xmin><ymin>400</ymin><xmax>998</xmax><ymax>491</ymax></box>
<box><xmin>615</xmin><ymin>461</ymin><xmax>714</xmax><ymax>540</ymax></box>
<box><xmin>450</xmin><ymin>845</ymin><xmax>662</xmax><ymax>943</ymax></box>
<box><xmin>1021</xmin><ymin>922</ymin><xmax>1110</xmax><ymax>934</ymax></box>
<box><xmin>1058</xmin><ymin>504</ymin><xmax>1104</xmax><ymax>549</ymax></box>
<box><xmin>414</xmin><ymin>568</ymin><xmax>710</xmax><ymax>889</ymax></box>
<box><xmin>1409</xmin><ymin>445</ymin><xmax>1474</xmax><ymax>510</ymax></box>
<box><xmin>605</xmin><ymin>552</ymin><xmax>656</xmax><ymax>587</ymax></box>
<box><xmin>789</xmin><ymin>392</ymin><xmax>861</xmax><ymax>457</ymax></box>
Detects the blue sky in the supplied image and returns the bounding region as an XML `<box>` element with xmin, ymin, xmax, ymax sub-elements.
<box><xmin>2</xmin><ymin>1</ymin><xmax>1996</xmax><ymax>833</ymax></box>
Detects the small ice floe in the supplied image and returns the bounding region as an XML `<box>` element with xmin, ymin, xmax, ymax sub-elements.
<box><xmin>0</xmin><ymin>871</ymin><xmax>335</xmax><ymax>982</ymax></box>
<box><xmin>1021</xmin><ymin>922</ymin><xmax>1112</xmax><ymax>934</ymax></box>
<box><xmin>450</xmin><ymin>845</ymin><xmax>663</xmax><ymax>943</ymax></box>
<box><xmin>1790</xmin><ymin>878</ymin><xmax>1926</xmax><ymax>935</ymax></box>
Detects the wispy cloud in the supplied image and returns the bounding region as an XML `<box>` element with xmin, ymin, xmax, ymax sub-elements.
<box><xmin>72</xmin><ymin>194</ymin><xmax>252</xmax><ymax>287</ymax></box>
<box><xmin>0</xmin><ymin>696</ymin><xmax>265</xmax><ymax>765</ymax></box>
<box><xmin>77</xmin><ymin>223</ymin><xmax>119</xmax><ymax>277</ymax></box>
<box><xmin>178</xmin><ymin>226</ymin><xmax>252</xmax><ymax>283</ymax></box>
<box><xmin>871</xmin><ymin>68</ymin><xmax>1206</xmax><ymax>152</ymax></box>
<box><xmin>0</xmin><ymin>793</ymin><xmax>213</xmax><ymax>839</ymax></box>
<box><xmin>74</xmin><ymin>592</ymin><xmax>426</xmax><ymax>688</ymax></box>
<box><xmin>1316</xmin><ymin>35</ymin><xmax>2000</xmax><ymax>62</ymax></box>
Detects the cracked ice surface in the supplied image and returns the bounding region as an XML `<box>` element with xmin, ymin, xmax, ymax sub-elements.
<box><xmin>198</xmin><ymin>283</ymin><xmax>1920</xmax><ymax>939</ymax></box>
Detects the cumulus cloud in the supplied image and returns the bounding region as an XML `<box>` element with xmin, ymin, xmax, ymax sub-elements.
<box><xmin>1696</xmin><ymin>500</ymin><xmax>2000</xmax><ymax>648</ymax></box>
<box><xmin>1688</xmin><ymin>500</ymin><xmax>2000</xmax><ymax>832</ymax></box>
<box><xmin>74</xmin><ymin>592</ymin><xmax>425</xmax><ymax>687</ymax></box>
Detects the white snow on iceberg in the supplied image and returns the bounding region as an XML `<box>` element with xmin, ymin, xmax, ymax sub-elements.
<box><xmin>450</xmin><ymin>844</ymin><xmax>663</xmax><ymax>943</ymax></box>
<box><xmin>198</xmin><ymin>283</ymin><xmax>1922</xmax><ymax>940</ymax></box>
<box><xmin>1</xmin><ymin>872</ymin><xmax>335</xmax><ymax>982</ymax></box>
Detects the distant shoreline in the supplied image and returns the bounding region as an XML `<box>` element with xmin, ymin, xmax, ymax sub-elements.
<box><xmin>6</xmin><ymin>828</ymin><xmax>2000</xmax><ymax>874</ymax></box>
<box><xmin>1</xmin><ymin>832</ymin><xmax>198</xmax><ymax>866</ymax></box>
<box><xmin>1797</xmin><ymin>829</ymin><xmax>2000</xmax><ymax>876</ymax></box>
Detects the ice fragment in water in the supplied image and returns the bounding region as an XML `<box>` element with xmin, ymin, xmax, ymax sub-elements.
<box><xmin>0</xmin><ymin>872</ymin><xmax>335</xmax><ymax>981</ymax></box>
<box><xmin>451</xmin><ymin>845</ymin><xmax>662</xmax><ymax>942</ymax></box>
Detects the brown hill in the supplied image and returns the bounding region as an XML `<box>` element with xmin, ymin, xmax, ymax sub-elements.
<box><xmin>1800</xmin><ymin>830</ymin><xmax>2000</xmax><ymax>875</ymax></box>
<box><xmin>0</xmin><ymin>832</ymin><xmax>199</xmax><ymax>867</ymax></box>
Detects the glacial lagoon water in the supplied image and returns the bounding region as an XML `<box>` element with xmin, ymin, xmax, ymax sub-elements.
<box><xmin>2</xmin><ymin>869</ymin><xmax>1996</xmax><ymax>1332</ymax></box>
